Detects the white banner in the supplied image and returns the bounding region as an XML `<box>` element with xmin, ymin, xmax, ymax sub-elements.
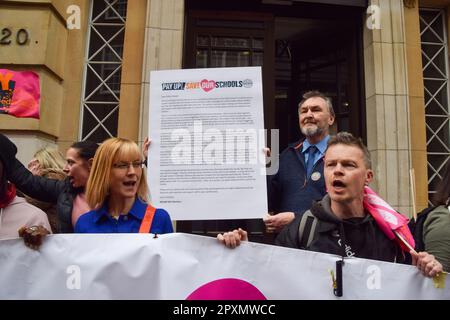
<box><xmin>0</xmin><ymin>233</ymin><xmax>448</xmax><ymax>300</ymax></box>
<box><xmin>148</xmin><ymin>67</ymin><xmax>267</xmax><ymax>221</ymax></box>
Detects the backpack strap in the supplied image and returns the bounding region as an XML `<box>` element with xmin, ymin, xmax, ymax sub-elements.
<box><xmin>408</xmin><ymin>206</ymin><xmax>436</xmax><ymax>252</ymax></box>
<box><xmin>298</xmin><ymin>210</ymin><xmax>318</xmax><ymax>249</ymax></box>
<box><xmin>139</xmin><ymin>205</ymin><xmax>156</xmax><ymax>233</ymax></box>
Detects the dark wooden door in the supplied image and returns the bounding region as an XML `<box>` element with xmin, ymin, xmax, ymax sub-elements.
<box><xmin>180</xmin><ymin>4</ymin><xmax>365</xmax><ymax>243</ymax></box>
<box><xmin>287</xmin><ymin>25</ymin><xmax>365</xmax><ymax>145</ymax></box>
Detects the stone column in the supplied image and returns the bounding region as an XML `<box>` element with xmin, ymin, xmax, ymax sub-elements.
<box><xmin>364</xmin><ymin>0</ymin><xmax>416</xmax><ymax>215</ymax></box>
<box><xmin>139</xmin><ymin>0</ymin><xmax>184</xmax><ymax>144</ymax></box>
<box><xmin>118</xmin><ymin>0</ymin><xmax>148</xmax><ymax>141</ymax></box>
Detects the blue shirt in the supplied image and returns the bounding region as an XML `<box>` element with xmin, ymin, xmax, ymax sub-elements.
<box><xmin>75</xmin><ymin>197</ymin><xmax>173</xmax><ymax>234</ymax></box>
<box><xmin>302</xmin><ymin>135</ymin><xmax>330</xmax><ymax>167</ymax></box>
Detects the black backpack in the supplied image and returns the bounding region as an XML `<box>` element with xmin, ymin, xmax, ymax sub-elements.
<box><xmin>298</xmin><ymin>207</ymin><xmax>435</xmax><ymax>252</ymax></box>
<box><xmin>408</xmin><ymin>206</ymin><xmax>435</xmax><ymax>252</ymax></box>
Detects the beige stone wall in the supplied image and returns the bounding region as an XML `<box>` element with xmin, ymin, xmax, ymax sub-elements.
<box><xmin>139</xmin><ymin>0</ymin><xmax>184</xmax><ymax>145</ymax></box>
<box><xmin>2</xmin><ymin>0</ymin><xmax>434</xmax><ymax>212</ymax></box>
<box><xmin>57</xmin><ymin>0</ymin><xmax>89</xmax><ymax>153</ymax></box>
<box><xmin>0</xmin><ymin>3</ymin><xmax>67</xmax><ymax>137</ymax></box>
<box><xmin>1</xmin><ymin>0</ymin><xmax>184</xmax><ymax>161</ymax></box>
<box><xmin>117</xmin><ymin>0</ymin><xmax>147</xmax><ymax>142</ymax></box>
<box><xmin>0</xmin><ymin>0</ymin><xmax>89</xmax><ymax>160</ymax></box>
<box><xmin>364</xmin><ymin>0</ymin><xmax>417</xmax><ymax>216</ymax></box>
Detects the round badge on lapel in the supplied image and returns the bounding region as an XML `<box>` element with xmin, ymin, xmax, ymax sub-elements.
<box><xmin>311</xmin><ymin>172</ymin><xmax>321</xmax><ymax>181</ymax></box>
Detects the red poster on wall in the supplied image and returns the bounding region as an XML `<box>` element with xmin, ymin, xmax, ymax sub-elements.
<box><xmin>0</xmin><ymin>69</ymin><xmax>40</xmax><ymax>119</ymax></box>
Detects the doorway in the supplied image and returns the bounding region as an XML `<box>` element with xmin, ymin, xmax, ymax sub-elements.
<box><xmin>274</xmin><ymin>16</ymin><xmax>365</xmax><ymax>149</ymax></box>
<box><xmin>180</xmin><ymin>0</ymin><xmax>366</xmax><ymax>243</ymax></box>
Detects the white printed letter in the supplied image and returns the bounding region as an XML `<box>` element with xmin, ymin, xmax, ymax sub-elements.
<box><xmin>66</xmin><ymin>265</ymin><xmax>81</xmax><ymax>290</ymax></box>
<box><xmin>366</xmin><ymin>265</ymin><xmax>381</xmax><ymax>290</ymax></box>
<box><xmin>366</xmin><ymin>5</ymin><xmax>381</xmax><ymax>30</ymax></box>
<box><xmin>66</xmin><ymin>5</ymin><xmax>81</xmax><ymax>30</ymax></box>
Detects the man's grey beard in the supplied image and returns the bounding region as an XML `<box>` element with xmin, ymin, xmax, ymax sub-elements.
<box><xmin>301</xmin><ymin>124</ymin><xmax>324</xmax><ymax>137</ymax></box>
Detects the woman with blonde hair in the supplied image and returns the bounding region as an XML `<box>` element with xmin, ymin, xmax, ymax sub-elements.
<box><xmin>23</xmin><ymin>147</ymin><xmax>67</xmax><ymax>233</ymax></box>
<box><xmin>27</xmin><ymin>147</ymin><xmax>66</xmax><ymax>175</ymax></box>
<box><xmin>75</xmin><ymin>137</ymin><xmax>173</xmax><ymax>234</ymax></box>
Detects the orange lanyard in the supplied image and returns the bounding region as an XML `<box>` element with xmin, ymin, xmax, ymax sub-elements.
<box><xmin>139</xmin><ymin>205</ymin><xmax>156</xmax><ymax>233</ymax></box>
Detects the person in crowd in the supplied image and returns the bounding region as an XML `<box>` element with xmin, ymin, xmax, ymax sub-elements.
<box><xmin>0</xmin><ymin>133</ymin><xmax>98</xmax><ymax>232</ymax></box>
<box><xmin>27</xmin><ymin>147</ymin><xmax>66</xmax><ymax>175</ymax></box>
<box><xmin>423</xmin><ymin>162</ymin><xmax>450</xmax><ymax>271</ymax></box>
<box><xmin>0</xmin><ymin>152</ymin><xmax>51</xmax><ymax>247</ymax></box>
<box><xmin>21</xmin><ymin>147</ymin><xmax>67</xmax><ymax>233</ymax></box>
<box><xmin>24</xmin><ymin>168</ymin><xmax>66</xmax><ymax>233</ymax></box>
<box><xmin>219</xmin><ymin>132</ymin><xmax>443</xmax><ymax>278</ymax></box>
<box><xmin>75</xmin><ymin>137</ymin><xmax>173</xmax><ymax>234</ymax></box>
<box><xmin>265</xmin><ymin>90</ymin><xmax>335</xmax><ymax>233</ymax></box>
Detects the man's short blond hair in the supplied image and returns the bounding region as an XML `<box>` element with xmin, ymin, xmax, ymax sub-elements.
<box><xmin>327</xmin><ymin>132</ymin><xmax>372</xmax><ymax>169</ymax></box>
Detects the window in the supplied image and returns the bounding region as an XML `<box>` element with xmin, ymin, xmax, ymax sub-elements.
<box><xmin>104</xmin><ymin>0</ymin><xmax>127</xmax><ymax>20</ymax></box>
<box><xmin>420</xmin><ymin>8</ymin><xmax>450</xmax><ymax>204</ymax></box>
<box><xmin>80</xmin><ymin>0</ymin><xmax>127</xmax><ymax>143</ymax></box>
<box><xmin>100</xmin><ymin>44</ymin><xmax>123</xmax><ymax>94</ymax></box>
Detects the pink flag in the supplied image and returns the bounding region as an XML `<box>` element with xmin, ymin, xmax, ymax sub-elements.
<box><xmin>0</xmin><ymin>69</ymin><xmax>40</xmax><ymax>119</ymax></box>
<box><xmin>363</xmin><ymin>186</ymin><xmax>415</xmax><ymax>253</ymax></box>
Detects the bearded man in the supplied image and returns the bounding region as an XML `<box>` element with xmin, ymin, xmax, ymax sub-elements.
<box><xmin>265</xmin><ymin>91</ymin><xmax>335</xmax><ymax>234</ymax></box>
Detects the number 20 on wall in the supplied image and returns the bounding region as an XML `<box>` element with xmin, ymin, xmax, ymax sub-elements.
<box><xmin>0</xmin><ymin>28</ymin><xmax>30</xmax><ymax>45</ymax></box>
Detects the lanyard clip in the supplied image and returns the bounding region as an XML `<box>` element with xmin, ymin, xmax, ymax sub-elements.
<box><xmin>329</xmin><ymin>270</ymin><xmax>337</xmax><ymax>290</ymax></box>
<box><xmin>333</xmin><ymin>260</ymin><xmax>344</xmax><ymax>297</ymax></box>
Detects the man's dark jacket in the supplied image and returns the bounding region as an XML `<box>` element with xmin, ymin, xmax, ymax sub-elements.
<box><xmin>275</xmin><ymin>195</ymin><xmax>406</xmax><ymax>263</ymax></box>
<box><xmin>268</xmin><ymin>140</ymin><xmax>326</xmax><ymax>217</ymax></box>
